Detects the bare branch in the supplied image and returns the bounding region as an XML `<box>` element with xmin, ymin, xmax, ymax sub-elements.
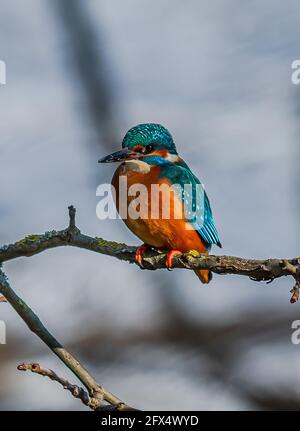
<box><xmin>0</xmin><ymin>206</ymin><xmax>299</xmax><ymax>301</ymax></box>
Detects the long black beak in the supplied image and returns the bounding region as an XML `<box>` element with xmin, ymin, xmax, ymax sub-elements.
<box><xmin>98</xmin><ymin>148</ymin><xmax>139</xmax><ymax>163</ymax></box>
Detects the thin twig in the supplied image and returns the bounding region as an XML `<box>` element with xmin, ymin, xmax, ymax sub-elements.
<box><xmin>17</xmin><ymin>362</ymin><xmax>99</xmax><ymax>409</ymax></box>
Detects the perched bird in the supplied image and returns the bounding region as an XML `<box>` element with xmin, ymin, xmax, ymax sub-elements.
<box><xmin>98</xmin><ymin>123</ymin><xmax>221</xmax><ymax>283</ymax></box>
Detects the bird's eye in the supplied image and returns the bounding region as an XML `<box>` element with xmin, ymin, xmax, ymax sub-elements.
<box><xmin>145</xmin><ymin>144</ymin><xmax>154</xmax><ymax>153</ymax></box>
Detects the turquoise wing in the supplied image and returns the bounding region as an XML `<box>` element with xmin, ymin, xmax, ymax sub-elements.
<box><xmin>160</xmin><ymin>161</ymin><xmax>222</xmax><ymax>248</ymax></box>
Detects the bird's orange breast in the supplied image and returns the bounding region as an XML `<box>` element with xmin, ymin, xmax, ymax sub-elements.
<box><xmin>111</xmin><ymin>161</ymin><xmax>207</xmax><ymax>253</ymax></box>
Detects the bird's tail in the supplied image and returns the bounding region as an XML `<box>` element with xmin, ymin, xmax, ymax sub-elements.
<box><xmin>194</xmin><ymin>269</ymin><xmax>212</xmax><ymax>284</ymax></box>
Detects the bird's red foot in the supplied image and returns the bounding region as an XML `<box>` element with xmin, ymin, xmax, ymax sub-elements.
<box><xmin>135</xmin><ymin>244</ymin><xmax>150</xmax><ymax>267</ymax></box>
<box><xmin>166</xmin><ymin>250</ymin><xmax>182</xmax><ymax>270</ymax></box>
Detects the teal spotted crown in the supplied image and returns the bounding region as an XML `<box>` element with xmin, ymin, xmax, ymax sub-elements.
<box><xmin>122</xmin><ymin>123</ymin><xmax>177</xmax><ymax>154</ymax></box>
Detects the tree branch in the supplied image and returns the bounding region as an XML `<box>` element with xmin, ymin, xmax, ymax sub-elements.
<box><xmin>0</xmin><ymin>206</ymin><xmax>299</xmax><ymax>300</ymax></box>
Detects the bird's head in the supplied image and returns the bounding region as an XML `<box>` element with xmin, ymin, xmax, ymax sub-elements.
<box><xmin>98</xmin><ymin>123</ymin><xmax>178</xmax><ymax>164</ymax></box>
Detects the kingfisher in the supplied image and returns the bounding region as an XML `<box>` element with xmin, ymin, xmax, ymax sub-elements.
<box><xmin>98</xmin><ymin>123</ymin><xmax>221</xmax><ymax>283</ymax></box>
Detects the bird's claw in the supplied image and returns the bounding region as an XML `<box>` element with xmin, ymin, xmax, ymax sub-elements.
<box><xmin>135</xmin><ymin>244</ymin><xmax>150</xmax><ymax>268</ymax></box>
<box><xmin>166</xmin><ymin>250</ymin><xmax>182</xmax><ymax>270</ymax></box>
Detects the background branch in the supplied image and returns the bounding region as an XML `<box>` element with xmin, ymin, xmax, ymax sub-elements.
<box><xmin>0</xmin><ymin>267</ymin><xmax>133</xmax><ymax>410</ymax></box>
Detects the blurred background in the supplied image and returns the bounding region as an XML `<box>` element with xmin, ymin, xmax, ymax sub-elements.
<box><xmin>0</xmin><ymin>0</ymin><xmax>300</xmax><ymax>410</ymax></box>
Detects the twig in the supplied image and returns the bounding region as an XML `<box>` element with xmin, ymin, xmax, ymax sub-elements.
<box><xmin>17</xmin><ymin>362</ymin><xmax>99</xmax><ymax>409</ymax></box>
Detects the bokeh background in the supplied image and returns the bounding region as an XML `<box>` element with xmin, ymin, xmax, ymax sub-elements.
<box><xmin>1</xmin><ymin>0</ymin><xmax>300</xmax><ymax>410</ymax></box>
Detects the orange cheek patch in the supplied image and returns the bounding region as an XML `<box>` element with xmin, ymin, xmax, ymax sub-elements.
<box><xmin>148</xmin><ymin>149</ymin><xmax>168</xmax><ymax>157</ymax></box>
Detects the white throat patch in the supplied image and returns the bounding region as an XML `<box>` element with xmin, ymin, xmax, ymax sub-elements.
<box><xmin>124</xmin><ymin>159</ymin><xmax>151</xmax><ymax>173</ymax></box>
<box><xmin>165</xmin><ymin>153</ymin><xmax>180</xmax><ymax>163</ymax></box>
